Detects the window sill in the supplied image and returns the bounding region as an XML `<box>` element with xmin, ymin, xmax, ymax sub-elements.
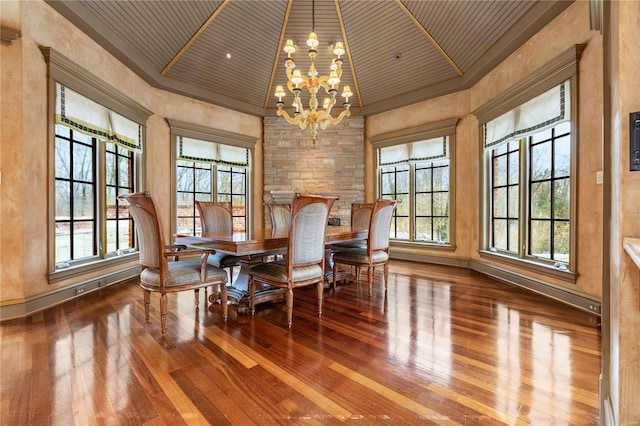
<box><xmin>477</xmin><ymin>250</ymin><xmax>576</xmax><ymax>283</ymax></box>
<box><xmin>48</xmin><ymin>252</ymin><xmax>139</xmax><ymax>284</ymax></box>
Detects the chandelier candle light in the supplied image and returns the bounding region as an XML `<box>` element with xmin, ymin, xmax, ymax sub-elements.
<box><xmin>274</xmin><ymin>1</ymin><xmax>352</xmax><ymax>141</ymax></box>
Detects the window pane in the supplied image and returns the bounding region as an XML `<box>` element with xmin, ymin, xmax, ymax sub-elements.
<box><xmin>554</xmin><ymin>178</ymin><xmax>570</xmax><ymax>219</ymax></box>
<box><xmin>232</xmin><ymin>172</ymin><xmax>246</xmax><ymax>193</ymax></box>
<box><xmin>493</xmin><ymin>187</ymin><xmax>507</xmax><ymax>217</ymax></box>
<box><xmin>554</xmin><ymin>221</ymin><xmax>570</xmax><ymax>262</ymax></box>
<box><xmin>531</xmin><ymin>181</ymin><xmax>551</xmax><ymax>218</ymax></box>
<box><xmin>530</xmin><ymin>220</ymin><xmax>551</xmax><ymax>259</ymax></box>
<box><xmin>55</xmin><ymin>181</ymin><xmax>71</xmax><ymax>218</ymax></box>
<box><xmin>395</xmin><ymin>216</ymin><xmax>409</xmax><ymax>240</ymax></box>
<box><xmin>416</xmin><ymin>193</ymin><xmax>432</xmax><ymax>216</ymax></box>
<box><xmin>493</xmin><ymin>219</ymin><xmax>507</xmax><ymax>250</ymax></box>
<box><xmin>218</xmin><ymin>194</ymin><xmax>231</xmax><ymax>202</ymax></box>
<box><xmin>554</xmin><ymin>135</ymin><xmax>571</xmax><ymax>178</ymax></box>
<box><xmin>73</xmin><ymin>143</ymin><xmax>93</xmax><ymax>181</ymax></box>
<box><xmin>493</xmin><ymin>155</ymin><xmax>507</xmax><ymax>186</ymax></box>
<box><xmin>433</xmin><ymin>166</ymin><xmax>449</xmax><ymax>191</ymax></box>
<box><xmin>117</xmin><ymin>155</ymin><xmax>132</xmax><ymax>187</ymax></box>
<box><xmin>106</xmin><ymin>187</ymin><xmax>117</xmax><ymax>219</ymax></box>
<box><xmin>73</xmin><ymin>183</ymin><xmax>94</xmax><ymax>219</ymax></box>
<box><xmin>415</xmin><ymin>168</ymin><xmax>431</xmax><ymax>191</ymax></box>
<box><xmin>433</xmin><ymin>217</ymin><xmax>448</xmax><ymax>243</ymax></box>
<box><xmin>118</xmin><ymin>220</ymin><xmax>134</xmax><ymax>250</ymax></box>
<box><xmin>531</xmin><ymin>127</ymin><xmax>552</xmax><ymax>143</ymax></box>
<box><xmin>177</xmin><ymin>192</ymin><xmax>194</xmax><ymax>216</ymax></box>
<box><xmin>218</xmin><ymin>170</ymin><xmax>231</xmax><ymax>193</ymax></box>
<box><xmin>415</xmin><ymin>217</ymin><xmax>432</xmax><ymax>241</ymax></box>
<box><xmin>55</xmin><ymin>138</ymin><xmax>71</xmax><ymax>179</ymax></box>
<box><xmin>232</xmin><ymin>195</ymin><xmax>245</xmax><ymax>216</ymax></box>
<box><xmin>381</xmin><ymin>172</ymin><xmax>395</xmax><ymax>194</ymax></box>
<box><xmin>508</xmin><ymin>151</ymin><xmax>519</xmax><ymax>185</ymax></box>
<box><xmin>73</xmin><ymin>221</ymin><xmax>95</xmax><ymax>259</ymax></box>
<box><xmin>433</xmin><ymin>193</ymin><xmax>449</xmax><ymax>216</ymax></box>
<box><xmin>531</xmin><ymin>141</ymin><xmax>552</xmax><ymax>180</ymax></box>
<box><xmin>508</xmin><ymin>219</ymin><xmax>519</xmax><ymax>252</ymax></box>
<box><xmin>396</xmin><ymin>170</ymin><xmax>409</xmax><ymax>193</ymax></box>
<box><xmin>394</xmin><ymin>194</ymin><xmax>408</xmax><ymax>216</ymax></box>
<box><xmin>195</xmin><ymin>193</ymin><xmax>212</xmax><ymax>202</ymax></box>
<box><xmin>177</xmin><ymin>167</ymin><xmax>194</xmax><ymax>192</ymax></box>
<box><xmin>508</xmin><ymin>186</ymin><xmax>519</xmax><ymax>218</ymax></box>
<box><xmin>106</xmin><ymin>153</ymin><xmax>116</xmax><ymax>186</ymax></box>
<box><xmin>195</xmin><ymin>168</ymin><xmax>211</xmax><ymax>192</ymax></box>
<box><xmin>55</xmin><ymin>223</ymin><xmax>71</xmax><ymax>263</ymax></box>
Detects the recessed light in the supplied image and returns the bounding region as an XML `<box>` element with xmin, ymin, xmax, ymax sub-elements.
<box><xmin>226</xmin><ymin>53</ymin><xmax>232</xmax><ymax>59</ymax></box>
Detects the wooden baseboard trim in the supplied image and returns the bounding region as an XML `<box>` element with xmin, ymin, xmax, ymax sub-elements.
<box><xmin>0</xmin><ymin>266</ymin><xmax>140</xmax><ymax>322</ymax></box>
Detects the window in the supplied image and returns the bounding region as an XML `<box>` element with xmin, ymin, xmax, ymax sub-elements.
<box><xmin>475</xmin><ymin>45</ymin><xmax>583</xmax><ymax>279</ymax></box>
<box><xmin>373</xmin><ymin>119</ymin><xmax>457</xmax><ymax>245</ymax></box>
<box><xmin>483</xmin><ymin>80</ymin><xmax>574</xmax><ymax>271</ymax></box>
<box><xmin>176</xmin><ymin>159</ymin><xmax>248</xmax><ymax>236</ymax></box>
<box><xmin>43</xmin><ymin>48</ymin><xmax>152</xmax><ymax>276</ymax></box>
<box><xmin>53</xmin><ymin>84</ymin><xmax>140</xmax><ymax>269</ymax></box>
<box><xmin>168</xmin><ymin>120</ymin><xmax>256</xmax><ymax>236</ymax></box>
<box><xmin>488</xmin><ymin>121</ymin><xmax>572</xmax><ymax>264</ymax></box>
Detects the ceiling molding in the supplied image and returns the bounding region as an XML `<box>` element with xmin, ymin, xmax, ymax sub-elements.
<box><xmin>1</xmin><ymin>26</ymin><xmax>21</xmax><ymax>46</ymax></box>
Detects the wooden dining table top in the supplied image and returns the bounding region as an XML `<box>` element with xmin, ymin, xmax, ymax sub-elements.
<box><xmin>174</xmin><ymin>226</ymin><xmax>368</xmax><ymax>256</ymax></box>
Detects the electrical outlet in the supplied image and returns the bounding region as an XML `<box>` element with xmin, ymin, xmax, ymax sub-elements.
<box><xmin>588</xmin><ymin>304</ymin><xmax>600</xmax><ymax>313</ymax></box>
<box><xmin>75</xmin><ymin>287</ymin><xmax>85</xmax><ymax>295</ymax></box>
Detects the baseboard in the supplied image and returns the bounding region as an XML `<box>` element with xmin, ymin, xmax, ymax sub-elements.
<box><xmin>469</xmin><ymin>260</ymin><xmax>601</xmax><ymax>316</ymax></box>
<box><xmin>390</xmin><ymin>251</ymin><xmax>470</xmax><ymax>268</ymax></box>
<box><xmin>0</xmin><ymin>266</ymin><xmax>141</xmax><ymax>322</ymax></box>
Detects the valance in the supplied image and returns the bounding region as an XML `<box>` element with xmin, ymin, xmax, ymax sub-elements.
<box><xmin>378</xmin><ymin>136</ymin><xmax>448</xmax><ymax>166</ymax></box>
<box><xmin>55</xmin><ymin>83</ymin><xmax>142</xmax><ymax>152</ymax></box>
<box><xmin>178</xmin><ymin>137</ymin><xmax>249</xmax><ymax>167</ymax></box>
<box><xmin>484</xmin><ymin>81</ymin><xmax>570</xmax><ymax>150</ymax></box>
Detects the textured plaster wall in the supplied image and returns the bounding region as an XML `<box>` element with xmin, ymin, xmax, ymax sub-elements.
<box><xmin>0</xmin><ymin>0</ymin><xmax>262</xmax><ymax>303</ymax></box>
<box><xmin>614</xmin><ymin>1</ymin><xmax>640</xmax><ymax>422</ymax></box>
<box><xmin>366</xmin><ymin>1</ymin><xmax>603</xmax><ymax>300</ymax></box>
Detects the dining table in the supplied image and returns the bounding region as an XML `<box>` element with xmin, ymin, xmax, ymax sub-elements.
<box><xmin>174</xmin><ymin>225</ymin><xmax>368</xmax><ymax>314</ymax></box>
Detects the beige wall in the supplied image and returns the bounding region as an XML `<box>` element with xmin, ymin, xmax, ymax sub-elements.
<box><xmin>366</xmin><ymin>1</ymin><xmax>603</xmax><ymax>300</ymax></box>
<box><xmin>610</xmin><ymin>1</ymin><xmax>640</xmax><ymax>423</ymax></box>
<box><xmin>0</xmin><ymin>0</ymin><xmax>262</xmax><ymax>303</ymax></box>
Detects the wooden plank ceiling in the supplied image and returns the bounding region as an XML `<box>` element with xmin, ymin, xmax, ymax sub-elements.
<box><xmin>46</xmin><ymin>0</ymin><xmax>573</xmax><ymax>117</ymax></box>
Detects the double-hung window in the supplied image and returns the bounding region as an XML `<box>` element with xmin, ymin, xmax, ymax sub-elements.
<box><xmin>475</xmin><ymin>45</ymin><xmax>583</xmax><ymax>279</ymax></box>
<box><xmin>44</xmin><ymin>48</ymin><xmax>152</xmax><ymax>276</ymax></box>
<box><xmin>168</xmin><ymin>120</ymin><xmax>255</xmax><ymax>236</ymax></box>
<box><xmin>372</xmin><ymin>119</ymin><xmax>458</xmax><ymax>245</ymax></box>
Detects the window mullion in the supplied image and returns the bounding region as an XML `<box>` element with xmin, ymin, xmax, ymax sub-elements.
<box><xmin>97</xmin><ymin>140</ymin><xmax>106</xmax><ymax>257</ymax></box>
<box><xmin>519</xmin><ymin>138</ymin><xmax>528</xmax><ymax>258</ymax></box>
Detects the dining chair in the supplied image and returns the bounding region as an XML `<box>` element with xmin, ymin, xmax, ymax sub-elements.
<box><xmin>249</xmin><ymin>194</ymin><xmax>339</xmax><ymax>328</ymax></box>
<box><xmin>118</xmin><ymin>191</ymin><xmax>229</xmax><ymax>335</ymax></box>
<box><xmin>328</xmin><ymin>202</ymin><xmax>373</xmax><ymax>282</ymax></box>
<box><xmin>195</xmin><ymin>201</ymin><xmax>242</xmax><ymax>286</ymax></box>
<box><xmin>331</xmin><ymin>198</ymin><xmax>399</xmax><ymax>296</ymax></box>
<box><xmin>265</xmin><ymin>202</ymin><xmax>291</xmax><ymax>229</ymax></box>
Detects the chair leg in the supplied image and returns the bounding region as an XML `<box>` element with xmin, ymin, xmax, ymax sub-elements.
<box><xmin>194</xmin><ymin>288</ymin><xmax>200</xmax><ymax>306</ymax></box>
<box><xmin>286</xmin><ymin>288</ymin><xmax>294</xmax><ymax>328</ymax></box>
<box><xmin>249</xmin><ymin>277</ymin><xmax>255</xmax><ymax>316</ymax></box>
<box><xmin>221</xmin><ymin>283</ymin><xmax>228</xmax><ymax>322</ymax></box>
<box><xmin>317</xmin><ymin>281</ymin><xmax>323</xmax><ymax>317</ymax></box>
<box><xmin>384</xmin><ymin>263</ymin><xmax>389</xmax><ymax>290</ymax></box>
<box><xmin>144</xmin><ymin>290</ymin><xmax>151</xmax><ymax>321</ymax></box>
<box><xmin>332</xmin><ymin>260</ymin><xmax>338</xmax><ymax>289</ymax></box>
<box><xmin>367</xmin><ymin>266</ymin><xmax>373</xmax><ymax>296</ymax></box>
<box><xmin>160</xmin><ymin>293</ymin><xmax>168</xmax><ymax>335</ymax></box>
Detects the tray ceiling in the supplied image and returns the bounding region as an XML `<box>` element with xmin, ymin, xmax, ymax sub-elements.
<box><xmin>45</xmin><ymin>0</ymin><xmax>573</xmax><ymax>117</ymax></box>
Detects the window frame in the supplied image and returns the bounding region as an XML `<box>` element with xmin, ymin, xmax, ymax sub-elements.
<box><xmin>372</xmin><ymin>118</ymin><xmax>458</xmax><ymax>248</ymax></box>
<box><xmin>474</xmin><ymin>45</ymin><xmax>585</xmax><ymax>282</ymax></box>
<box><xmin>167</xmin><ymin>120</ymin><xmax>257</xmax><ymax>236</ymax></box>
<box><xmin>42</xmin><ymin>48</ymin><xmax>152</xmax><ymax>281</ymax></box>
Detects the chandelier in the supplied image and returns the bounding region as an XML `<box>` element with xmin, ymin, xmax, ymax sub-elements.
<box><xmin>274</xmin><ymin>0</ymin><xmax>352</xmax><ymax>141</ymax></box>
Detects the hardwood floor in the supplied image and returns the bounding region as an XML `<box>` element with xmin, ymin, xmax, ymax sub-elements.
<box><xmin>0</xmin><ymin>260</ymin><xmax>601</xmax><ymax>425</ymax></box>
